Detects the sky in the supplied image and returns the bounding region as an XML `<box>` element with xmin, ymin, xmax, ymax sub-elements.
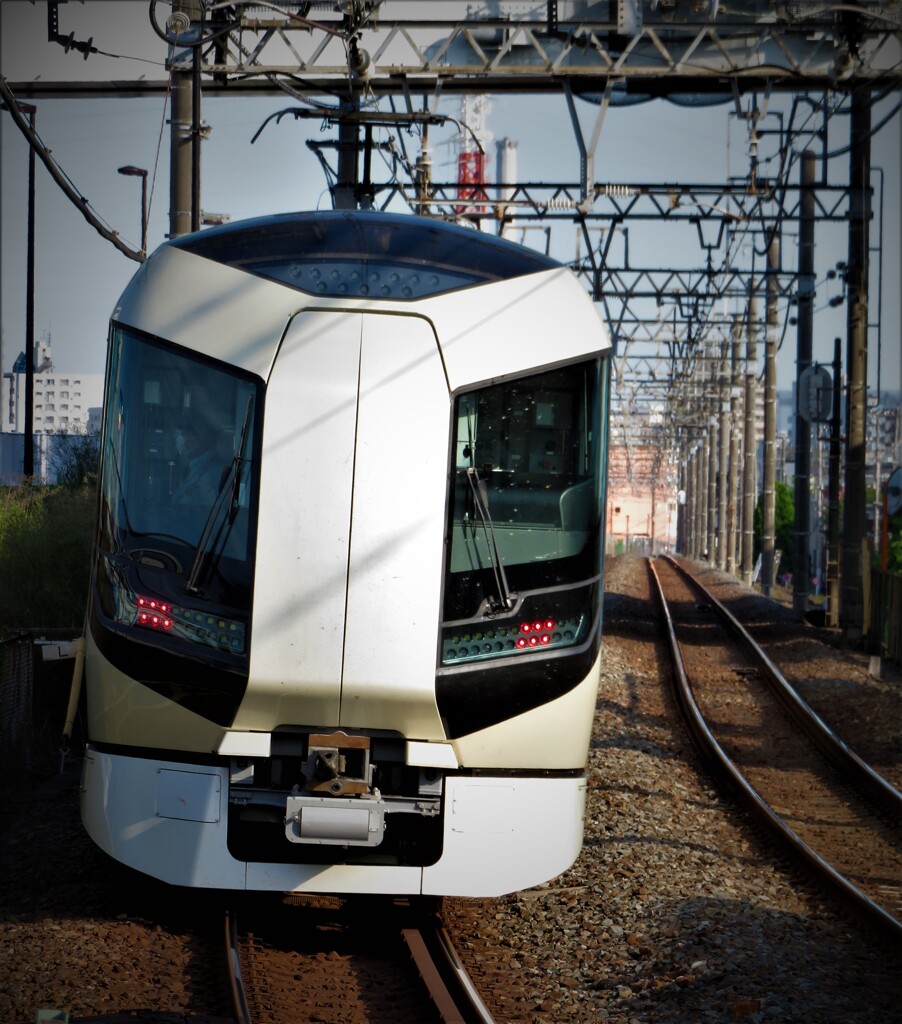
<box><xmin>1</xmin><ymin>1</ymin><xmax>900</xmax><ymax>399</ymax></box>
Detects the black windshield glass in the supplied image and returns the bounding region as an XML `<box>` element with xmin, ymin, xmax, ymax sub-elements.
<box><xmin>169</xmin><ymin>211</ymin><xmax>559</xmax><ymax>300</ymax></box>
<box><xmin>443</xmin><ymin>359</ymin><xmax>605</xmax><ymax>623</ymax></box>
<box><xmin>96</xmin><ymin>327</ymin><xmax>261</xmax><ymax>657</ymax></box>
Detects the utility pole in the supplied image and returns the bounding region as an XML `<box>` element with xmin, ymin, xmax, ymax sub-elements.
<box><xmin>690</xmin><ymin>444</ymin><xmax>701</xmax><ymax>558</ymax></box>
<box><xmin>793</xmin><ymin>151</ymin><xmax>816</xmax><ymax>615</ymax></box>
<box><xmin>717</xmin><ymin>336</ymin><xmax>730</xmax><ymax>570</ymax></box>
<box><xmin>334</xmin><ymin>95</ymin><xmax>362</xmax><ymax>210</ymax></box>
<box><xmin>841</xmin><ymin>90</ymin><xmax>871</xmax><ymax>640</ymax></box>
<box><xmin>827</xmin><ymin>337</ymin><xmax>843</xmax><ymax>627</ymax></box>
<box><xmin>191</xmin><ymin>42</ymin><xmax>202</xmax><ymax>231</ymax></box>
<box><xmin>728</xmin><ymin>317</ymin><xmax>743</xmax><ymax>575</ymax></box>
<box><xmin>707</xmin><ymin>413</ymin><xmax>717</xmax><ymax>562</ymax></box>
<box><xmin>24</xmin><ymin>100</ymin><xmax>36</xmax><ymax>479</ymax></box>
<box><xmin>334</xmin><ymin>18</ymin><xmax>376</xmax><ymax>210</ymax></box>
<box><xmin>1</xmin><ymin>97</ymin><xmax>37</xmax><ymax>478</ymax></box>
<box><xmin>168</xmin><ymin>0</ymin><xmax>199</xmax><ymax>238</ymax></box>
<box><xmin>706</xmin><ymin>342</ymin><xmax>718</xmax><ymax>562</ymax></box>
<box><xmin>699</xmin><ymin>431</ymin><xmax>710</xmax><ymax>559</ymax></box>
<box><xmin>762</xmin><ymin>232</ymin><xmax>780</xmax><ymax>596</ymax></box>
<box><xmin>677</xmin><ymin>439</ymin><xmax>689</xmax><ymax>555</ymax></box>
<box><xmin>742</xmin><ymin>282</ymin><xmax>758</xmax><ymax>585</ymax></box>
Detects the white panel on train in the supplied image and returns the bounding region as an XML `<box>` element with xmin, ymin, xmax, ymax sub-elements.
<box><xmin>239</xmin><ymin>311</ymin><xmax>362</xmax><ymax>729</ymax></box>
<box><xmin>341</xmin><ymin>314</ymin><xmax>448</xmax><ymax>738</ymax></box>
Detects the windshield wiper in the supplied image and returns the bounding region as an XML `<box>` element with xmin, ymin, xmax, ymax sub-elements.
<box><xmin>184</xmin><ymin>396</ymin><xmax>254</xmax><ymax>596</ymax></box>
<box><xmin>466</xmin><ymin>466</ymin><xmax>514</xmax><ymax>613</ymax></box>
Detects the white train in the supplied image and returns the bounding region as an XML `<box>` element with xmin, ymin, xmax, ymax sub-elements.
<box><xmin>79</xmin><ymin>211</ymin><xmax>612</xmax><ymax>895</ymax></box>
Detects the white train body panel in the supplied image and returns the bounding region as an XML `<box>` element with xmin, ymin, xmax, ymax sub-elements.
<box><xmin>81</xmin><ymin>748</ymin><xmax>586</xmax><ymax>896</ymax></box>
<box><xmin>114</xmin><ymin>244</ymin><xmax>298</xmax><ymax>380</ymax></box>
<box><xmin>81</xmin><ymin>211</ymin><xmax>611</xmax><ymax>895</ymax></box>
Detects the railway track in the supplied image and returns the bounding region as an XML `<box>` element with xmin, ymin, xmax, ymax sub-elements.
<box><xmin>648</xmin><ymin>555</ymin><xmax>902</xmax><ymax>938</ymax></box>
<box><xmin>225</xmin><ymin>896</ymin><xmax>495</xmax><ymax>1024</ymax></box>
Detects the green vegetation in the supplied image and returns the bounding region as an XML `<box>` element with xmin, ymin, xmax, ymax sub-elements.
<box><xmin>0</xmin><ymin>482</ymin><xmax>97</xmax><ymax>635</ymax></box>
<box><xmin>49</xmin><ymin>431</ymin><xmax>101</xmax><ymax>488</ymax></box>
<box><xmin>751</xmin><ymin>481</ymin><xmax>901</xmax><ymax>576</ymax></box>
<box><xmin>754</xmin><ymin>479</ymin><xmax>795</xmax><ymax>575</ymax></box>
<box><xmin>880</xmin><ymin>514</ymin><xmax>902</xmax><ymax>574</ymax></box>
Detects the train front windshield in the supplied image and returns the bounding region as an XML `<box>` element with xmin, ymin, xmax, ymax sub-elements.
<box><xmin>94</xmin><ymin>326</ymin><xmax>261</xmax><ymax>663</ymax></box>
<box><xmin>441</xmin><ymin>358</ymin><xmax>608</xmax><ymax>666</ymax></box>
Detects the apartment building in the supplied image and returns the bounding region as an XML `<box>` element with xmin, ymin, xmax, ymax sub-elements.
<box><xmin>1</xmin><ymin>336</ymin><xmax>103</xmax><ymax>484</ymax></box>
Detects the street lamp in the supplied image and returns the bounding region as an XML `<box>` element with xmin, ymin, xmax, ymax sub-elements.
<box><xmin>118</xmin><ymin>165</ymin><xmax>148</xmax><ymax>255</ymax></box>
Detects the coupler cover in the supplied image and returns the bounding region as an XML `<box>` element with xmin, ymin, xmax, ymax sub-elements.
<box><xmin>284</xmin><ymin>794</ymin><xmax>386</xmax><ymax>846</ymax></box>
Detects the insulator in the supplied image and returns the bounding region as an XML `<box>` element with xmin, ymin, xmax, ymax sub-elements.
<box><xmin>597</xmin><ymin>184</ymin><xmax>637</xmax><ymax>198</ymax></box>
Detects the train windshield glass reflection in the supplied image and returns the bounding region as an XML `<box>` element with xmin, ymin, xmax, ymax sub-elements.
<box><xmin>98</xmin><ymin>327</ymin><xmax>261</xmax><ymax>612</ymax></box>
<box><xmin>444</xmin><ymin>359</ymin><xmax>604</xmax><ymax>621</ymax></box>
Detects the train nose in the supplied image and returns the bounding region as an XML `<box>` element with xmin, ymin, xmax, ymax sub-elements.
<box><xmin>238</xmin><ymin>308</ymin><xmax>449</xmax><ymax>740</ymax></box>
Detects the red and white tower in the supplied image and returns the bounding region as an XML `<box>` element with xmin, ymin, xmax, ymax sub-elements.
<box><xmin>456</xmin><ymin>95</ymin><xmax>493</xmax><ymax>216</ymax></box>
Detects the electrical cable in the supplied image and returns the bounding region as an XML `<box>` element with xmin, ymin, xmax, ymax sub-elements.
<box><xmin>787</xmin><ymin>4</ymin><xmax>902</xmax><ymax>28</ymax></box>
<box><xmin>205</xmin><ymin>0</ymin><xmax>343</xmax><ymax>37</ymax></box>
<box><xmin>0</xmin><ymin>76</ymin><xmax>144</xmax><ymax>263</ymax></box>
<box><xmin>145</xmin><ymin>69</ymin><xmax>175</xmax><ymax>245</ymax></box>
<box><xmin>825</xmin><ymin>97</ymin><xmax>901</xmax><ymax>158</ymax></box>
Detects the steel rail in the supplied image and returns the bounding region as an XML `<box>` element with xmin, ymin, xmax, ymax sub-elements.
<box><xmin>403</xmin><ymin>913</ymin><xmax>497</xmax><ymax>1024</ymax></box>
<box><xmin>664</xmin><ymin>555</ymin><xmax>902</xmax><ymax>823</ymax></box>
<box><xmin>647</xmin><ymin>556</ymin><xmax>902</xmax><ymax>940</ymax></box>
<box><xmin>225</xmin><ymin>903</ymin><xmax>495</xmax><ymax>1024</ymax></box>
<box><xmin>225</xmin><ymin>910</ymin><xmax>253</xmax><ymax>1024</ymax></box>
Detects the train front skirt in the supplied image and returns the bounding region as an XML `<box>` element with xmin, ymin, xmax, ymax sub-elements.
<box><xmin>81</xmin><ymin>745</ymin><xmax>586</xmax><ymax>896</ymax></box>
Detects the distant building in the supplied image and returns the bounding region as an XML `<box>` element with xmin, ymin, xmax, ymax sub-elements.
<box><xmin>1</xmin><ymin>334</ymin><xmax>103</xmax><ymax>484</ymax></box>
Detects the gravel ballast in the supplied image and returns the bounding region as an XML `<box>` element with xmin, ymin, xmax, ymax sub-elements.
<box><xmin>1</xmin><ymin>555</ymin><xmax>899</xmax><ymax>1023</ymax></box>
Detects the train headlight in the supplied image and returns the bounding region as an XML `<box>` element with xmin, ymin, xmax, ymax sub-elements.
<box><xmin>112</xmin><ymin>587</ymin><xmax>246</xmax><ymax>654</ymax></box>
<box><xmin>136</xmin><ymin>596</ymin><xmax>173</xmax><ymax>630</ymax></box>
<box><xmin>440</xmin><ymin>613</ymin><xmax>585</xmax><ymax>665</ymax></box>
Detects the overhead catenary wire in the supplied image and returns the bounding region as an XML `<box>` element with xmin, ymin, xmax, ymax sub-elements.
<box><xmin>0</xmin><ymin>75</ymin><xmax>144</xmax><ymax>264</ymax></box>
<box><xmin>145</xmin><ymin>69</ymin><xmax>175</xmax><ymax>246</ymax></box>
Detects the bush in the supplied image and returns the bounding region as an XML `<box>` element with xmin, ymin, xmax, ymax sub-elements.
<box><xmin>754</xmin><ymin>479</ymin><xmax>795</xmax><ymax>575</ymax></box>
<box><xmin>0</xmin><ymin>482</ymin><xmax>97</xmax><ymax>634</ymax></box>
<box><xmin>881</xmin><ymin>514</ymin><xmax>902</xmax><ymax>574</ymax></box>
<box><xmin>49</xmin><ymin>431</ymin><xmax>101</xmax><ymax>488</ymax></box>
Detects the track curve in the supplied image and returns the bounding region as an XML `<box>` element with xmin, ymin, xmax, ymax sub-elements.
<box><xmin>649</xmin><ymin>555</ymin><xmax>902</xmax><ymax>938</ymax></box>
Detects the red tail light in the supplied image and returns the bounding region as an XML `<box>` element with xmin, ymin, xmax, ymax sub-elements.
<box><xmin>441</xmin><ymin>613</ymin><xmax>585</xmax><ymax>665</ymax></box>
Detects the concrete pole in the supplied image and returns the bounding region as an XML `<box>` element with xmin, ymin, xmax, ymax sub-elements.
<box><xmin>677</xmin><ymin>444</ymin><xmax>687</xmax><ymax>554</ymax></box>
<box><xmin>191</xmin><ymin>45</ymin><xmax>202</xmax><ymax>232</ymax></box>
<box><xmin>827</xmin><ymin>338</ymin><xmax>843</xmax><ymax>627</ymax></box>
<box><xmin>729</xmin><ymin>426</ymin><xmax>741</xmax><ymax>574</ymax></box>
<box><xmin>24</xmin><ymin>103</ymin><xmax>35</xmax><ymax>478</ymax></box>
<box><xmin>168</xmin><ymin>1</ymin><xmax>197</xmax><ymax>238</ymax></box>
<box><xmin>793</xmin><ymin>151</ymin><xmax>816</xmax><ymax>614</ymax></box>
<box><xmin>841</xmin><ymin>90</ymin><xmax>871</xmax><ymax>640</ymax></box>
<box><xmin>761</xmin><ymin>233</ymin><xmax>780</xmax><ymax>596</ymax></box>
<box><xmin>335</xmin><ymin>95</ymin><xmax>361</xmax><ymax>210</ymax></box>
<box><xmin>742</xmin><ymin>284</ymin><xmax>758</xmax><ymax>586</ymax></box>
<box><xmin>699</xmin><ymin>431</ymin><xmax>710</xmax><ymax>560</ymax></box>
<box><xmin>717</xmin><ymin>340</ymin><xmax>731</xmax><ymax>571</ymax></box>
<box><xmin>693</xmin><ymin>445</ymin><xmax>703</xmax><ymax>559</ymax></box>
<box><xmin>707</xmin><ymin>415</ymin><xmax>717</xmax><ymax>562</ymax></box>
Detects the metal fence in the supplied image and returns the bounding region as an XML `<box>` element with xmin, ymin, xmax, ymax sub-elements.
<box><xmin>0</xmin><ymin>634</ymin><xmax>34</xmax><ymax>794</ymax></box>
<box><xmin>869</xmin><ymin>569</ymin><xmax>902</xmax><ymax>668</ymax></box>
<box><xmin>1</xmin><ymin>631</ymin><xmax>82</xmax><ymax>802</ymax></box>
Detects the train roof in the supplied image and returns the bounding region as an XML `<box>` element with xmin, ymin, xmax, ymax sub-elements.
<box><xmin>167</xmin><ymin>210</ymin><xmax>560</xmax><ymax>301</ymax></box>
